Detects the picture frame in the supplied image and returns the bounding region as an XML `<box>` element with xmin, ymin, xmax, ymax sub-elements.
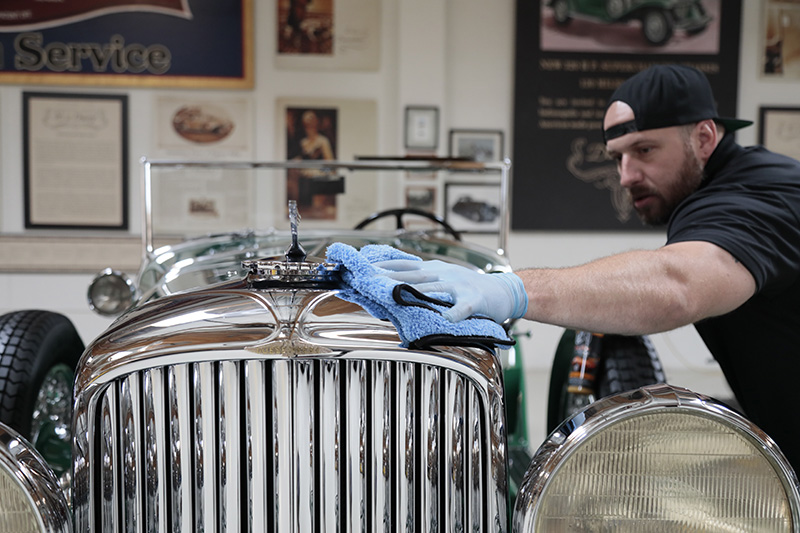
<box><xmin>759</xmin><ymin>106</ymin><xmax>800</xmax><ymax>160</ymax></box>
<box><xmin>23</xmin><ymin>92</ymin><xmax>128</xmax><ymax>230</ymax></box>
<box><xmin>445</xmin><ymin>182</ymin><xmax>502</xmax><ymax>234</ymax></box>
<box><xmin>449</xmin><ymin>129</ymin><xmax>504</xmax><ymax>162</ymax></box>
<box><xmin>404</xmin><ymin>106</ymin><xmax>439</xmax><ymax>150</ymax></box>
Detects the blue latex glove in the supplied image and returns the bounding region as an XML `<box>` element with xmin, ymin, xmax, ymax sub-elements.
<box><xmin>374</xmin><ymin>259</ymin><xmax>527</xmax><ymax>323</ymax></box>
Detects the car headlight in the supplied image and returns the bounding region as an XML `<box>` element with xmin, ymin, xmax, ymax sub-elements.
<box><xmin>514</xmin><ymin>384</ymin><xmax>800</xmax><ymax>532</ymax></box>
<box><xmin>0</xmin><ymin>422</ymin><xmax>70</xmax><ymax>533</ymax></box>
<box><xmin>87</xmin><ymin>268</ymin><xmax>135</xmax><ymax>316</ymax></box>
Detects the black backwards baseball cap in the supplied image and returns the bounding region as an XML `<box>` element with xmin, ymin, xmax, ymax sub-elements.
<box><xmin>603</xmin><ymin>64</ymin><xmax>752</xmax><ymax>143</ymax></box>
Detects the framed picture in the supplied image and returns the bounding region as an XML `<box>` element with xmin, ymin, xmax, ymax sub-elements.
<box><xmin>759</xmin><ymin>107</ymin><xmax>800</xmax><ymax>160</ymax></box>
<box><xmin>449</xmin><ymin>129</ymin><xmax>504</xmax><ymax>162</ymax></box>
<box><xmin>405</xmin><ymin>185</ymin><xmax>437</xmax><ymax>212</ymax></box>
<box><xmin>404</xmin><ymin>106</ymin><xmax>439</xmax><ymax>150</ymax></box>
<box><xmin>445</xmin><ymin>182</ymin><xmax>501</xmax><ymax>234</ymax></box>
<box><xmin>23</xmin><ymin>92</ymin><xmax>128</xmax><ymax>229</ymax></box>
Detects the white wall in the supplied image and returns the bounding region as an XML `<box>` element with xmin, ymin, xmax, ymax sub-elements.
<box><xmin>1</xmin><ymin>0</ymin><xmax>796</xmax><ymax>449</ymax></box>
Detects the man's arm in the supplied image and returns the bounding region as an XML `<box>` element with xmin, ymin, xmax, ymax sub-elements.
<box><xmin>519</xmin><ymin>240</ymin><xmax>756</xmax><ymax>335</ymax></box>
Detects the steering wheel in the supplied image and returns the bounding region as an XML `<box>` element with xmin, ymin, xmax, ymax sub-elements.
<box><xmin>354</xmin><ymin>208</ymin><xmax>462</xmax><ymax>241</ymax></box>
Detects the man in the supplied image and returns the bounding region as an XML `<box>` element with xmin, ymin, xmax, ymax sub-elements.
<box><xmin>378</xmin><ymin>64</ymin><xmax>800</xmax><ymax>472</ymax></box>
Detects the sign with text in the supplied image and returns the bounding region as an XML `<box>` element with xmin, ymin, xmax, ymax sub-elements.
<box><xmin>0</xmin><ymin>0</ymin><xmax>252</xmax><ymax>88</ymax></box>
<box><xmin>512</xmin><ymin>0</ymin><xmax>742</xmax><ymax>231</ymax></box>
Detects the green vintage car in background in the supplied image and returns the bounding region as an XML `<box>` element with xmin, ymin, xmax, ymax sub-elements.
<box><xmin>0</xmin><ymin>158</ymin><xmax>799</xmax><ymax>532</ymax></box>
<box><xmin>548</xmin><ymin>0</ymin><xmax>712</xmax><ymax>45</ymax></box>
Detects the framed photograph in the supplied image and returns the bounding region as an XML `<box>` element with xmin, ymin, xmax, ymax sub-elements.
<box><xmin>449</xmin><ymin>129</ymin><xmax>504</xmax><ymax>161</ymax></box>
<box><xmin>445</xmin><ymin>182</ymin><xmax>501</xmax><ymax>234</ymax></box>
<box><xmin>405</xmin><ymin>185</ymin><xmax>437</xmax><ymax>212</ymax></box>
<box><xmin>23</xmin><ymin>92</ymin><xmax>128</xmax><ymax>230</ymax></box>
<box><xmin>404</xmin><ymin>106</ymin><xmax>439</xmax><ymax>150</ymax></box>
<box><xmin>759</xmin><ymin>107</ymin><xmax>800</xmax><ymax>160</ymax></box>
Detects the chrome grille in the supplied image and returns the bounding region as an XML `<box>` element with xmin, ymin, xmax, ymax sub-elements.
<box><xmin>74</xmin><ymin>354</ymin><xmax>508</xmax><ymax>532</ymax></box>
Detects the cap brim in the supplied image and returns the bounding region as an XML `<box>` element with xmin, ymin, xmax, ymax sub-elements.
<box><xmin>718</xmin><ymin>117</ymin><xmax>753</xmax><ymax>132</ymax></box>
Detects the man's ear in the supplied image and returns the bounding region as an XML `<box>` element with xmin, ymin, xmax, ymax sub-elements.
<box><xmin>695</xmin><ymin>119</ymin><xmax>720</xmax><ymax>163</ymax></box>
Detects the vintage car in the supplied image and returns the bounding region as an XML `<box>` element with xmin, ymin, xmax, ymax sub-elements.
<box><xmin>547</xmin><ymin>0</ymin><xmax>712</xmax><ymax>45</ymax></box>
<box><xmin>0</xmin><ymin>158</ymin><xmax>799</xmax><ymax>532</ymax></box>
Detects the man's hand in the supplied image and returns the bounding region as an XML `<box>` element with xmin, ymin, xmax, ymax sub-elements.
<box><xmin>374</xmin><ymin>259</ymin><xmax>528</xmax><ymax>323</ymax></box>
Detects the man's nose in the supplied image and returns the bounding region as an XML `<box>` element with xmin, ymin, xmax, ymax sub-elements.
<box><xmin>617</xmin><ymin>155</ymin><xmax>641</xmax><ymax>187</ymax></box>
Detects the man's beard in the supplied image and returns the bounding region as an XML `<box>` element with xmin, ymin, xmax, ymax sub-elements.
<box><xmin>634</xmin><ymin>144</ymin><xmax>705</xmax><ymax>226</ymax></box>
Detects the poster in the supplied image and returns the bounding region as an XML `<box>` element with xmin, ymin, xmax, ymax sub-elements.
<box><xmin>276</xmin><ymin>98</ymin><xmax>378</xmax><ymax>226</ymax></box>
<box><xmin>152</xmin><ymin>94</ymin><xmax>254</xmax><ymax>160</ymax></box>
<box><xmin>275</xmin><ymin>0</ymin><xmax>380</xmax><ymax>71</ymax></box>
<box><xmin>0</xmin><ymin>0</ymin><xmax>252</xmax><ymax>88</ymax></box>
<box><xmin>762</xmin><ymin>0</ymin><xmax>800</xmax><ymax>77</ymax></box>
<box><xmin>512</xmin><ymin>0</ymin><xmax>742</xmax><ymax>231</ymax></box>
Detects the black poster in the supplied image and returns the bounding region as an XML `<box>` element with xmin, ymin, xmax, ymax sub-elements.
<box><xmin>512</xmin><ymin>0</ymin><xmax>742</xmax><ymax>231</ymax></box>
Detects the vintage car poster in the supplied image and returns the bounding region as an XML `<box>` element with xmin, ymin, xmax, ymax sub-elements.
<box><xmin>276</xmin><ymin>98</ymin><xmax>377</xmax><ymax>227</ymax></box>
<box><xmin>275</xmin><ymin>0</ymin><xmax>380</xmax><ymax>71</ymax></box>
<box><xmin>0</xmin><ymin>0</ymin><xmax>252</xmax><ymax>88</ymax></box>
<box><xmin>512</xmin><ymin>0</ymin><xmax>742</xmax><ymax>231</ymax></box>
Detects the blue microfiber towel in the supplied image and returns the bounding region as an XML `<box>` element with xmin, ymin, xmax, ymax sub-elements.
<box><xmin>325</xmin><ymin>242</ymin><xmax>514</xmax><ymax>350</ymax></box>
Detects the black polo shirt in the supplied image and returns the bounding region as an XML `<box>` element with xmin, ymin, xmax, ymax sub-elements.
<box><xmin>667</xmin><ymin>134</ymin><xmax>800</xmax><ymax>472</ymax></box>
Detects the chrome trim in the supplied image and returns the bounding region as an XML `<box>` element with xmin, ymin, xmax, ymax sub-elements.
<box><xmin>513</xmin><ymin>383</ymin><xmax>800</xmax><ymax>532</ymax></box>
<box><xmin>0</xmin><ymin>421</ymin><xmax>71</xmax><ymax>533</ymax></box>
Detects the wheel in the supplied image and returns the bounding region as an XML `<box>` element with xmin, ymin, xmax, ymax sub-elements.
<box><xmin>0</xmin><ymin>310</ymin><xmax>83</xmax><ymax>473</ymax></box>
<box><xmin>547</xmin><ymin>330</ymin><xmax>666</xmax><ymax>433</ymax></box>
<box><xmin>606</xmin><ymin>0</ymin><xmax>626</xmax><ymax>19</ymax></box>
<box><xmin>552</xmin><ymin>0</ymin><xmax>572</xmax><ymax>25</ymax></box>
<box><xmin>641</xmin><ymin>9</ymin><xmax>674</xmax><ymax>45</ymax></box>
<box><xmin>354</xmin><ymin>207</ymin><xmax>462</xmax><ymax>241</ymax></box>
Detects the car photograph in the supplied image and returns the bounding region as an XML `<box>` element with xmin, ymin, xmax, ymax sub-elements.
<box><xmin>547</xmin><ymin>0</ymin><xmax>713</xmax><ymax>45</ymax></box>
<box><xmin>0</xmin><ymin>158</ymin><xmax>798</xmax><ymax>532</ymax></box>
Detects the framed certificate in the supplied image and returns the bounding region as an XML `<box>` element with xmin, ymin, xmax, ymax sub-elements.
<box><xmin>23</xmin><ymin>92</ymin><xmax>128</xmax><ymax>229</ymax></box>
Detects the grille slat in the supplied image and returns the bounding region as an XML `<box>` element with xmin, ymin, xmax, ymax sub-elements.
<box><xmin>167</xmin><ymin>364</ymin><xmax>193</xmax><ymax>533</ymax></box>
<box><xmin>80</xmin><ymin>356</ymin><xmax>506</xmax><ymax>532</ymax></box>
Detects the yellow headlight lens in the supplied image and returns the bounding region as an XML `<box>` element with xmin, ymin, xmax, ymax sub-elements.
<box><xmin>535</xmin><ymin>410</ymin><xmax>793</xmax><ymax>532</ymax></box>
<box><xmin>0</xmin><ymin>464</ymin><xmax>42</xmax><ymax>533</ymax></box>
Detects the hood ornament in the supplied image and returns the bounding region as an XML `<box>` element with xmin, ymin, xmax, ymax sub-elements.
<box><xmin>242</xmin><ymin>200</ymin><xmax>341</xmax><ymax>286</ymax></box>
<box><xmin>285</xmin><ymin>200</ymin><xmax>307</xmax><ymax>262</ymax></box>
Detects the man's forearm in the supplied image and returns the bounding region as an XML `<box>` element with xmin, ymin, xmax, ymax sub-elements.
<box><xmin>516</xmin><ymin>243</ymin><xmax>755</xmax><ymax>335</ymax></box>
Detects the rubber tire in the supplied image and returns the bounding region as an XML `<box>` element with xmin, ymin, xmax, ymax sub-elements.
<box><xmin>552</xmin><ymin>0</ymin><xmax>572</xmax><ymax>25</ymax></box>
<box><xmin>595</xmin><ymin>334</ymin><xmax>665</xmax><ymax>398</ymax></box>
<box><xmin>641</xmin><ymin>9</ymin><xmax>674</xmax><ymax>46</ymax></box>
<box><xmin>0</xmin><ymin>310</ymin><xmax>84</xmax><ymax>439</ymax></box>
<box><xmin>547</xmin><ymin>330</ymin><xmax>666</xmax><ymax>433</ymax></box>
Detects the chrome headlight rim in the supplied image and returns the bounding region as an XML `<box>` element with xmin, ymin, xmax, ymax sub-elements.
<box><xmin>515</xmin><ymin>383</ymin><xmax>800</xmax><ymax>532</ymax></box>
<box><xmin>87</xmin><ymin>268</ymin><xmax>136</xmax><ymax>316</ymax></box>
<box><xmin>0</xmin><ymin>421</ymin><xmax>71</xmax><ymax>533</ymax></box>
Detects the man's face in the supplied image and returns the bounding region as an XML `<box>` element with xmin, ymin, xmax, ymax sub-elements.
<box><xmin>604</xmin><ymin>103</ymin><xmax>704</xmax><ymax>226</ymax></box>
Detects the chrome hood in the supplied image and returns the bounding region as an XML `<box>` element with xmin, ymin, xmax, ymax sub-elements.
<box><xmin>72</xmin><ymin>256</ymin><xmax>511</xmax><ymax>532</ymax></box>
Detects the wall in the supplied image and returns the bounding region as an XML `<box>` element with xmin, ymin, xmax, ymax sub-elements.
<box><xmin>0</xmin><ymin>0</ymin><xmax>797</xmax><ymax>449</ymax></box>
